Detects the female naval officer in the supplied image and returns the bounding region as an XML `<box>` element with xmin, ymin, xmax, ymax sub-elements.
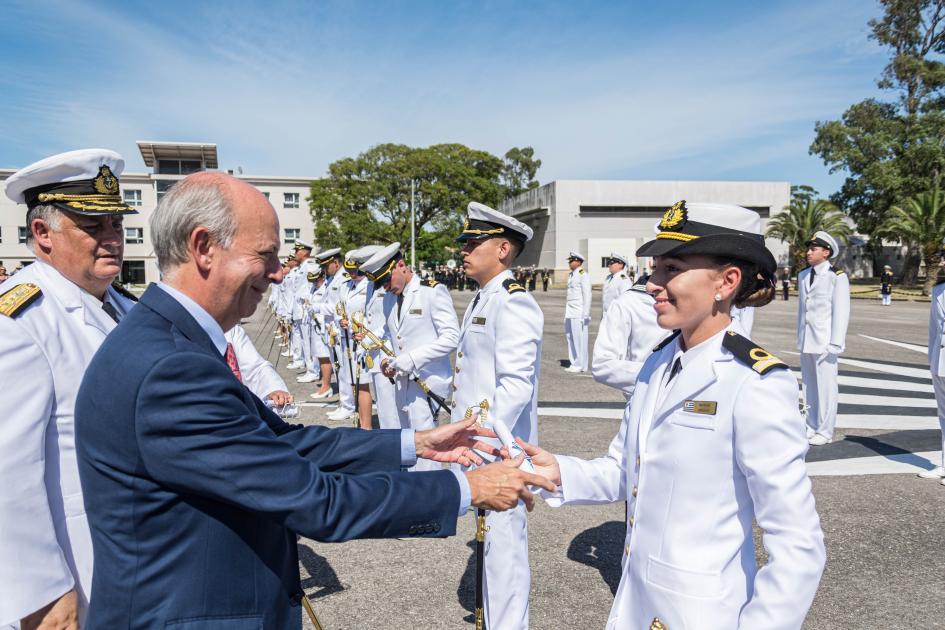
<box><xmin>521</xmin><ymin>201</ymin><xmax>826</xmax><ymax>630</ymax></box>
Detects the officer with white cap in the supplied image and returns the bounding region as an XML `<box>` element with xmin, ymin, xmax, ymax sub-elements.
<box><xmin>293</xmin><ymin>258</ymin><xmax>322</xmax><ymax>384</ymax></box>
<box><xmin>922</xmin><ymin>257</ymin><xmax>945</xmax><ymax>483</ymax></box>
<box><xmin>601</xmin><ymin>252</ymin><xmax>633</xmax><ymax>314</ymax></box>
<box><xmin>361</xmin><ymin>242</ymin><xmax>459</xmax><ymax>454</ymax></box>
<box><xmin>0</xmin><ymin>149</ymin><xmax>138</xmax><ymax>627</ymax></box>
<box><xmin>307</xmin><ymin>258</ymin><xmax>335</xmax><ymax>400</ymax></box>
<box><xmin>314</xmin><ymin>247</ymin><xmax>351</xmax><ymax>411</ymax></box>
<box><xmin>565</xmin><ymin>250</ymin><xmax>591</xmax><ymax>372</ymax></box>
<box><xmin>451</xmin><ymin>201</ymin><xmax>543</xmax><ymax>630</ymax></box>
<box><xmin>797</xmin><ymin>230</ymin><xmax>850</xmax><ymax>445</ymax></box>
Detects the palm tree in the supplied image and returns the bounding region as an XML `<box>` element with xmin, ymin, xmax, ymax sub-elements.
<box><xmin>765</xmin><ymin>198</ymin><xmax>852</xmax><ymax>271</ymax></box>
<box><xmin>876</xmin><ymin>188</ymin><xmax>945</xmax><ymax>295</ymax></box>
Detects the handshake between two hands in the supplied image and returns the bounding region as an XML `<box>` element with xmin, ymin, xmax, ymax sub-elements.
<box><xmin>413</xmin><ymin>413</ymin><xmax>562</xmax><ymax>513</ymax></box>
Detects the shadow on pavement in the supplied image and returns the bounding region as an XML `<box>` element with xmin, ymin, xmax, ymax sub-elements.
<box><xmin>298</xmin><ymin>542</ymin><xmax>344</xmax><ymax>598</ymax></box>
<box><xmin>458</xmin><ymin>539</ymin><xmax>476</xmax><ymax>622</ymax></box>
<box><xmin>567</xmin><ymin>520</ymin><xmax>624</xmax><ymax>596</ymax></box>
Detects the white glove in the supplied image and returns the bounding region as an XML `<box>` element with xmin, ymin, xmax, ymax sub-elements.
<box><xmin>390</xmin><ymin>353</ymin><xmax>415</xmax><ymax>376</ymax></box>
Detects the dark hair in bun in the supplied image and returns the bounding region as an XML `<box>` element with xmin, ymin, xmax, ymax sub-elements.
<box><xmin>713</xmin><ymin>257</ymin><xmax>776</xmax><ymax>308</ymax></box>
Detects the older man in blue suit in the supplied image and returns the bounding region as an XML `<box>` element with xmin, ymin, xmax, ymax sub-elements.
<box><xmin>75</xmin><ymin>171</ymin><xmax>551</xmax><ymax>629</ymax></box>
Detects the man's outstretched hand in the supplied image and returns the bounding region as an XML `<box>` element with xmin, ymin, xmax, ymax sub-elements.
<box><xmin>414</xmin><ymin>415</ymin><xmax>499</xmax><ymax>468</ymax></box>
<box><xmin>515</xmin><ymin>438</ymin><xmax>562</xmax><ymax>487</ymax></box>
<box><xmin>465</xmin><ymin>453</ymin><xmax>557</xmax><ymax>512</ymax></box>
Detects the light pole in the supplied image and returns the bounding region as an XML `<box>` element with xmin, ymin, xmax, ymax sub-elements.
<box><xmin>410</xmin><ymin>179</ymin><xmax>416</xmax><ymax>270</ymax></box>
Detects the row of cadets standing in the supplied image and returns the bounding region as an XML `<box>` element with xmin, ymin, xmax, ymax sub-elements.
<box><xmin>360</xmin><ymin>242</ymin><xmax>459</xmax><ymax>467</ymax></box>
<box><xmin>0</xmin><ymin>149</ymin><xmax>139</xmax><ymax>627</ymax></box>
<box><xmin>314</xmin><ymin>247</ymin><xmax>354</xmax><ymax>421</ymax></box>
<box><xmin>340</xmin><ymin>245</ymin><xmax>383</xmax><ymax>429</ymax></box>
<box><xmin>564</xmin><ymin>251</ymin><xmax>591</xmax><ymax>372</ymax></box>
<box><xmin>449</xmin><ymin>202</ymin><xmax>543</xmax><ymax>630</ymax></box>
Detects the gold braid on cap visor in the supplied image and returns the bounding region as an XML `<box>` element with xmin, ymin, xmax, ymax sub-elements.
<box><xmin>461</xmin><ymin>226</ymin><xmax>506</xmax><ymax>236</ymax></box>
<box><xmin>655</xmin><ymin>231</ymin><xmax>700</xmax><ymax>242</ymax></box>
<box><xmin>366</xmin><ymin>257</ymin><xmax>398</xmax><ymax>282</ymax></box>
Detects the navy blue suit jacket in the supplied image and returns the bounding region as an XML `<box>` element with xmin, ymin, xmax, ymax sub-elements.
<box><xmin>76</xmin><ymin>285</ymin><xmax>460</xmax><ymax>629</ymax></box>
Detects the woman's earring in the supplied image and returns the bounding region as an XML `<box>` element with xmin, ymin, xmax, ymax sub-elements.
<box><xmin>714</xmin><ymin>292</ymin><xmax>722</xmax><ymax>302</ymax></box>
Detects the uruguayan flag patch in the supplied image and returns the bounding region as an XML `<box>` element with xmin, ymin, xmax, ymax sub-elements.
<box><xmin>683</xmin><ymin>400</ymin><xmax>717</xmax><ymax>415</ymax></box>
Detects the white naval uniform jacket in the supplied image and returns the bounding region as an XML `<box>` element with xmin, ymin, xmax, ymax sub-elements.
<box><xmin>225</xmin><ymin>324</ymin><xmax>288</xmax><ymax>400</ymax></box>
<box><xmin>0</xmin><ymin>261</ymin><xmax>135</xmax><ymax>625</ymax></box>
<box><xmin>797</xmin><ymin>261</ymin><xmax>850</xmax><ymax>354</ymax></box>
<box><xmin>364</xmin><ymin>284</ymin><xmax>388</xmax><ymax>374</ymax></box>
<box><xmin>382</xmin><ymin>275</ymin><xmax>459</xmax><ymax>397</ymax></box>
<box><xmin>602</xmin><ymin>271</ymin><xmax>633</xmax><ymax>314</ymax></box>
<box><xmin>565</xmin><ymin>267</ymin><xmax>591</xmax><ymax>319</ymax></box>
<box><xmin>451</xmin><ymin>270</ymin><xmax>543</xmax><ymax>445</ymax></box>
<box><xmin>592</xmin><ymin>285</ymin><xmax>668</xmax><ymax>396</ymax></box>
<box><xmin>929</xmin><ymin>281</ymin><xmax>945</xmax><ymax>376</ymax></box>
<box><xmin>546</xmin><ymin>327</ymin><xmax>825</xmax><ymax>630</ymax></box>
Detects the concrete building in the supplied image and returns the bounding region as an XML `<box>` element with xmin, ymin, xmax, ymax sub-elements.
<box><xmin>0</xmin><ymin>141</ymin><xmax>316</xmax><ymax>284</ymax></box>
<box><xmin>501</xmin><ymin>179</ymin><xmax>791</xmax><ymax>285</ymax></box>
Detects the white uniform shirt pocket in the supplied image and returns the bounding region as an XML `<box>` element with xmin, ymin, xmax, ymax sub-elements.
<box><xmin>668</xmin><ymin>410</ymin><xmax>717</xmax><ymax>431</ymax></box>
<box><xmin>646</xmin><ymin>555</ymin><xmax>723</xmax><ymax>599</ymax></box>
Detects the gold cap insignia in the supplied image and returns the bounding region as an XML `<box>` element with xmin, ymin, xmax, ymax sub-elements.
<box><xmin>650</xmin><ymin>618</ymin><xmax>668</xmax><ymax>630</ymax></box>
<box><xmin>659</xmin><ymin>200</ymin><xmax>687</xmax><ymax>231</ymax></box>
<box><xmin>463</xmin><ymin>218</ymin><xmax>470</xmax><ymax>231</ymax></box>
<box><xmin>92</xmin><ymin>165</ymin><xmax>119</xmax><ymax>195</ymax></box>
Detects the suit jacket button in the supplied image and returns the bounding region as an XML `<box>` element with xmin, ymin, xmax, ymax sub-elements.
<box><xmin>434</xmin><ymin>523</ymin><xmax>441</xmax><ymax>532</ymax></box>
<box><xmin>458</xmin><ymin>351</ymin><xmax>463</xmax><ymax>358</ymax></box>
<box><xmin>408</xmin><ymin>525</ymin><xmax>416</xmax><ymax>534</ymax></box>
<box><xmin>425</xmin><ymin>524</ymin><xmax>434</xmax><ymax>533</ymax></box>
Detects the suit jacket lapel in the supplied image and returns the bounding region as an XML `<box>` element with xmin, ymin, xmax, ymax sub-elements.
<box><xmin>139</xmin><ymin>284</ymin><xmax>221</xmax><ymax>359</ymax></box>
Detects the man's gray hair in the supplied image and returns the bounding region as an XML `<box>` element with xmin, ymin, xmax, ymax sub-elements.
<box><xmin>25</xmin><ymin>204</ymin><xmax>63</xmax><ymax>252</ymax></box>
<box><xmin>150</xmin><ymin>178</ymin><xmax>237</xmax><ymax>276</ymax></box>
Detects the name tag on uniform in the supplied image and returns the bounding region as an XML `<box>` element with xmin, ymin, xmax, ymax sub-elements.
<box><xmin>472</xmin><ymin>316</ymin><xmax>486</xmax><ymax>325</ymax></box>
<box><xmin>683</xmin><ymin>400</ymin><xmax>717</xmax><ymax>415</ymax></box>
<box><xmin>409</xmin><ymin>308</ymin><xmax>422</xmax><ymax>315</ymax></box>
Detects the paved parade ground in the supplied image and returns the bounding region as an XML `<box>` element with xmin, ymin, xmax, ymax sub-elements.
<box><xmin>241</xmin><ymin>288</ymin><xmax>945</xmax><ymax>629</ymax></box>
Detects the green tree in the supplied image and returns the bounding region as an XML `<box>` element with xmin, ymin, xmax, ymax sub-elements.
<box><xmin>766</xmin><ymin>189</ymin><xmax>852</xmax><ymax>271</ymax></box>
<box><xmin>500</xmin><ymin>147</ymin><xmax>542</xmax><ymax>198</ymax></box>
<box><xmin>810</xmin><ymin>0</ymin><xmax>945</xmax><ymax>276</ymax></box>
<box><xmin>876</xmin><ymin>187</ymin><xmax>945</xmax><ymax>293</ymax></box>
<box><xmin>308</xmin><ymin>143</ymin><xmax>540</xmax><ymax>263</ymax></box>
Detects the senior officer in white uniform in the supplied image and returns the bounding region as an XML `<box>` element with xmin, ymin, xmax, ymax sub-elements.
<box><xmin>0</xmin><ymin>149</ymin><xmax>139</xmax><ymax>628</ymax></box>
<box><xmin>601</xmin><ymin>252</ymin><xmax>633</xmax><ymax>314</ymax></box>
<box><xmin>592</xmin><ymin>276</ymin><xmax>668</xmax><ymax>398</ymax></box>
<box><xmin>922</xmin><ymin>263</ymin><xmax>945</xmax><ymax>483</ymax></box>
<box><xmin>565</xmin><ymin>250</ymin><xmax>592</xmax><ymax>372</ymax></box>
<box><xmin>362</xmin><ymin>243</ymin><xmax>460</xmax><ymax>462</ymax></box>
<box><xmin>797</xmin><ymin>231</ymin><xmax>850</xmax><ymax>446</ymax></box>
<box><xmin>521</xmin><ymin>201</ymin><xmax>825</xmax><ymax>630</ymax></box>
<box><xmin>451</xmin><ymin>202</ymin><xmax>543</xmax><ymax>630</ymax></box>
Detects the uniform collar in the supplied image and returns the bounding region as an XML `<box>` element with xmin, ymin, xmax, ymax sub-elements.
<box><xmin>479</xmin><ymin>268</ymin><xmax>512</xmax><ymax>295</ymax></box>
<box><xmin>404</xmin><ymin>273</ymin><xmax>421</xmax><ymax>294</ymax></box>
<box><xmin>813</xmin><ymin>259</ymin><xmax>832</xmax><ymax>274</ymax></box>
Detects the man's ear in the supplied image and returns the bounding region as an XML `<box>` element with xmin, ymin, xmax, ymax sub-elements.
<box><xmin>189</xmin><ymin>226</ymin><xmax>214</xmax><ymax>272</ymax></box>
<box><xmin>31</xmin><ymin>218</ymin><xmax>54</xmax><ymax>251</ymax></box>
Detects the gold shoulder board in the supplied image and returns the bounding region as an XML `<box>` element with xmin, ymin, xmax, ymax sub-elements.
<box><xmin>652</xmin><ymin>329</ymin><xmax>680</xmax><ymax>352</ymax></box>
<box><xmin>0</xmin><ymin>283</ymin><xmax>42</xmax><ymax>318</ymax></box>
<box><xmin>834</xmin><ymin>268</ymin><xmax>846</xmax><ymax>276</ymax></box>
<box><xmin>579</xmin><ymin>268</ymin><xmax>586</xmax><ymax>274</ymax></box>
<box><xmin>423</xmin><ymin>278</ymin><xmax>439</xmax><ymax>288</ymax></box>
<box><xmin>722</xmin><ymin>330</ymin><xmax>787</xmax><ymax>375</ymax></box>
<box><xmin>503</xmin><ymin>278</ymin><xmax>526</xmax><ymax>294</ymax></box>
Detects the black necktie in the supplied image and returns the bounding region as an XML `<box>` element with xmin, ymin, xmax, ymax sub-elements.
<box><xmin>809</xmin><ymin>269</ymin><xmax>816</xmax><ymax>287</ymax></box>
<box><xmin>469</xmin><ymin>291</ymin><xmax>481</xmax><ymax>314</ymax></box>
<box><xmin>667</xmin><ymin>357</ymin><xmax>682</xmax><ymax>382</ymax></box>
<box><xmin>397</xmin><ymin>293</ymin><xmax>404</xmax><ymax>319</ymax></box>
<box><xmin>102</xmin><ymin>300</ymin><xmax>120</xmax><ymax>323</ymax></box>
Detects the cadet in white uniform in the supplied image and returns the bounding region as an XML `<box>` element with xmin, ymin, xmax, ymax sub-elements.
<box><xmin>451</xmin><ymin>202</ymin><xmax>542</xmax><ymax>630</ymax></box>
<box><xmin>294</xmin><ymin>257</ymin><xmax>321</xmax><ymax>383</ymax></box>
<box><xmin>601</xmin><ymin>252</ymin><xmax>633</xmax><ymax>314</ymax></box>
<box><xmin>361</xmin><ymin>280</ymin><xmax>400</xmax><ymax>428</ymax></box>
<box><xmin>523</xmin><ymin>201</ymin><xmax>825</xmax><ymax>630</ymax></box>
<box><xmin>307</xmin><ymin>259</ymin><xmax>335</xmax><ymax>400</ymax></box>
<box><xmin>592</xmin><ymin>277</ymin><xmax>668</xmax><ymax>398</ymax></box>
<box><xmin>922</xmin><ymin>266</ymin><xmax>945</xmax><ymax>483</ymax></box>
<box><xmin>565</xmin><ymin>251</ymin><xmax>591</xmax><ymax>372</ymax></box>
<box><xmin>315</xmin><ymin>248</ymin><xmax>353</xmax><ymax>416</ymax></box>
<box><xmin>0</xmin><ymin>150</ymin><xmax>139</xmax><ymax>627</ymax></box>
<box><xmin>361</xmin><ymin>242</ymin><xmax>460</xmax><ymax>466</ymax></box>
<box><xmin>797</xmin><ymin>231</ymin><xmax>850</xmax><ymax>446</ymax></box>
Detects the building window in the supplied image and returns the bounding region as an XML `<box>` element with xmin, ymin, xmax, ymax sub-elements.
<box><xmin>157</xmin><ymin>159</ymin><xmax>202</xmax><ymax>175</ymax></box>
<box><xmin>121</xmin><ymin>260</ymin><xmax>146</xmax><ymax>284</ymax></box>
<box><xmin>284</xmin><ymin>228</ymin><xmax>300</xmax><ymax>243</ymax></box>
<box><xmin>156</xmin><ymin>179</ymin><xmax>177</xmax><ymax>201</ymax></box>
<box><xmin>123</xmin><ymin>189</ymin><xmax>142</xmax><ymax>207</ymax></box>
<box><xmin>284</xmin><ymin>192</ymin><xmax>300</xmax><ymax>208</ymax></box>
<box><xmin>18</xmin><ymin>227</ymin><xmax>28</xmax><ymax>244</ymax></box>
<box><xmin>125</xmin><ymin>227</ymin><xmax>144</xmax><ymax>244</ymax></box>
<box><xmin>262</xmin><ymin>191</ymin><xmax>270</xmax><ymax>199</ymax></box>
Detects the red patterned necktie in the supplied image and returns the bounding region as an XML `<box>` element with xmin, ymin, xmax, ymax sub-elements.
<box><xmin>225</xmin><ymin>342</ymin><xmax>243</xmax><ymax>382</ymax></box>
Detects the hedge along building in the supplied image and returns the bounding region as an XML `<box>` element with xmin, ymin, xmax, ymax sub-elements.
<box><xmin>500</xmin><ymin>179</ymin><xmax>791</xmax><ymax>286</ymax></box>
<box><xmin>0</xmin><ymin>141</ymin><xmax>316</xmax><ymax>284</ymax></box>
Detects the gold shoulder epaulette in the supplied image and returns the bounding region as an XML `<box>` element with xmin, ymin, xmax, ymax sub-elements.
<box><xmin>578</xmin><ymin>268</ymin><xmax>586</xmax><ymax>274</ymax></box>
<box><xmin>619</xmin><ymin>273</ymin><xmax>626</xmax><ymax>279</ymax></box>
<box><xmin>0</xmin><ymin>283</ymin><xmax>42</xmax><ymax>318</ymax></box>
<box><xmin>110</xmin><ymin>282</ymin><xmax>139</xmax><ymax>302</ymax></box>
<box><xmin>833</xmin><ymin>268</ymin><xmax>846</xmax><ymax>276</ymax></box>
<box><xmin>422</xmin><ymin>278</ymin><xmax>439</xmax><ymax>288</ymax></box>
<box><xmin>503</xmin><ymin>278</ymin><xmax>526</xmax><ymax>294</ymax></box>
<box><xmin>722</xmin><ymin>330</ymin><xmax>787</xmax><ymax>375</ymax></box>
<box><xmin>653</xmin><ymin>330</ymin><xmax>680</xmax><ymax>352</ymax></box>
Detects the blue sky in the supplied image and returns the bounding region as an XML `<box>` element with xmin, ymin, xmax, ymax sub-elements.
<box><xmin>0</xmin><ymin>0</ymin><xmax>887</xmax><ymax>196</ymax></box>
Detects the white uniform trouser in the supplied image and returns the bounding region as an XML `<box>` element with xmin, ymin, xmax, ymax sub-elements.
<box><xmin>335</xmin><ymin>339</ymin><xmax>355</xmax><ymax>412</ymax></box>
<box><xmin>313</xmin><ymin>327</ymin><xmax>330</xmax><ymax>359</ymax></box>
<box><xmin>290</xmin><ymin>320</ymin><xmax>302</xmax><ymax>360</ymax></box>
<box><xmin>565</xmin><ymin>318</ymin><xmax>588</xmax><ymax>371</ymax></box>
<box><xmin>800</xmin><ymin>352</ymin><xmax>839</xmax><ymax>439</ymax></box>
<box><xmin>882</xmin><ymin>294</ymin><xmax>892</xmax><ymax>305</ymax></box>
<box><xmin>373</xmin><ymin>372</ymin><xmax>400</xmax><ymax>429</ymax></box>
<box><xmin>299</xmin><ymin>321</ymin><xmax>315</xmax><ymax>373</ymax></box>
<box><xmin>397</xmin><ymin>379</ymin><xmax>442</xmax><ymax>472</ymax></box>
<box><xmin>933</xmin><ymin>375</ymin><xmax>945</xmax><ymax>467</ymax></box>
<box><xmin>483</xmin><ymin>503</ymin><xmax>530</xmax><ymax>630</ymax></box>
